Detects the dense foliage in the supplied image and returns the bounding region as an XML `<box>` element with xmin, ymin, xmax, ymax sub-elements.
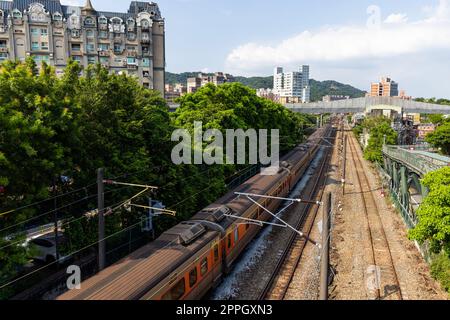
<box><xmin>430</xmin><ymin>252</ymin><xmax>450</xmax><ymax>293</ymax></box>
<box><xmin>409</xmin><ymin>167</ymin><xmax>450</xmax><ymax>255</ymax></box>
<box><xmin>409</xmin><ymin>167</ymin><xmax>450</xmax><ymax>293</ymax></box>
<box><xmin>426</xmin><ymin>119</ymin><xmax>450</xmax><ymax>156</ymax></box>
<box><xmin>165</xmin><ymin>72</ymin><xmax>366</xmax><ymax>101</ymax></box>
<box><xmin>353</xmin><ymin>117</ymin><xmax>398</xmax><ymax>163</ymax></box>
<box><xmin>0</xmin><ymin>61</ymin><xmax>315</xmax><ymax>295</ymax></box>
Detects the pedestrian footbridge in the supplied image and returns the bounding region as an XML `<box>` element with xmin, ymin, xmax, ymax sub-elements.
<box><xmin>381</xmin><ymin>145</ymin><xmax>450</xmax><ymax>231</ymax></box>
<box><xmin>285</xmin><ymin>97</ymin><xmax>450</xmax><ymax>115</ymax></box>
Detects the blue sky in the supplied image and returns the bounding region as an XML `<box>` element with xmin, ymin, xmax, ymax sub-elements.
<box><xmin>64</xmin><ymin>0</ymin><xmax>450</xmax><ymax>98</ymax></box>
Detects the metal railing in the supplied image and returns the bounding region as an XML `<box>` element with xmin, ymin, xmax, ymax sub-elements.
<box><xmin>383</xmin><ymin>145</ymin><xmax>448</xmax><ymax>175</ymax></box>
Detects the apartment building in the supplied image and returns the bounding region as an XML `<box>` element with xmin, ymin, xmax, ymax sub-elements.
<box><xmin>273</xmin><ymin>66</ymin><xmax>310</xmax><ymax>103</ymax></box>
<box><xmin>187</xmin><ymin>72</ymin><xmax>235</xmax><ymax>93</ymax></box>
<box><xmin>0</xmin><ymin>0</ymin><xmax>165</xmax><ymax>94</ymax></box>
<box><xmin>369</xmin><ymin>77</ymin><xmax>399</xmax><ymax>97</ymax></box>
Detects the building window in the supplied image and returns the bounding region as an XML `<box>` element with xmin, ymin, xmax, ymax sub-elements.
<box><xmin>99</xmin><ymin>57</ymin><xmax>109</xmax><ymax>64</ymax></box>
<box><xmin>227</xmin><ymin>233</ymin><xmax>232</xmax><ymax>249</ymax></box>
<box><xmin>127</xmin><ymin>32</ymin><xmax>136</xmax><ymax>40</ymax></box>
<box><xmin>0</xmin><ymin>52</ymin><xmax>7</xmax><ymax>61</ymax></box>
<box><xmin>114</xmin><ymin>44</ymin><xmax>122</xmax><ymax>53</ymax></box>
<box><xmin>30</xmin><ymin>28</ymin><xmax>39</xmax><ymax>36</ymax></box>
<box><xmin>32</xmin><ymin>55</ymin><xmax>49</xmax><ymax>64</ymax></box>
<box><xmin>86</xmin><ymin>43</ymin><xmax>95</xmax><ymax>53</ymax></box>
<box><xmin>85</xmin><ymin>17</ymin><xmax>95</xmax><ymax>26</ymax></box>
<box><xmin>127</xmin><ymin>57</ymin><xmax>136</xmax><ymax>65</ymax></box>
<box><xmin>71</xmin><ymin>16</ymin><xmax>78</xmax><ymax>25</ymax></box>
<box><xmin>41</xmin><ymin>42</ymin><xmax>49</xmax><ymax>50</ymax></box>
<box><xmin>141</xmin><ymin>19</ymin><xmax>149</xmax><ymax>29</ymax></box>
<box><xmin>86</xmin><ymin>30</ymin><xmax>94</xmax><ymax>38</ymax></box>
<box><xmin>98</xmin><ymin>16</ymin><xmax>107</xmax><ymax>24</ymax></box>
<box><xmin>53</xmin><ymin>13</ymin><xmax>62</xmax><ymax>21</ymax></box>
<box><xmin>71</xmin><ymin>43</ymin><xmax>81</xmax><ymax>51</ymax></box>
<box><xmin>72</xmin><ymin>56</ymin><xmax>82</xmax><ymax>63</ymax></box>
<box><xmin>71</xmin><ymin>29</ymin><xmax>80</xmax><ymax>38</ymax></box>
<box><xmin>12</xmin><ymin>10</ymin><xmax>22</xmax><ymax>19</ymax></box>
<box><xmin>99</xmin><ymin>31</ymin><xmax>108</xmax><ymax>39</ymax></box>
<box><xmin>31</xmin><ymin>42</ymin><xmax>39</xmax><ymax>51</ymax></box>
<box><xmin>87</xmin><ymin>56</ymin><xmax>96</xmax><ymax>65</ymax></box>
<box><xmin>142</xmin><ymin>58</ymin><xmax>150</xmax><ymax>67</ymax></box>
<box><xmin>98</xmin><ymin>43</ymin><xmax>109</xmax><ymax>51</ymax></box>
<box><xmin>234</xmin><ymin>228</ymin><xmax>239</xmax><ymax>243</ymax></box>
<box><xmin>40</xmin><ymin>29</ymin><xmax>48</xmax><ymax>36</ymax></box>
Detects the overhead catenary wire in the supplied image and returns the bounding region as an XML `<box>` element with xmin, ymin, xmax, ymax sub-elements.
<box><xmin>0</xmin><ymin>182</ymin><xmax>97</xmax><ymax>217</ymax></box>
<box><xmin>0</xmin><ymin>188</ymin><xmax>157</xmax><ymax>290</ymax></box>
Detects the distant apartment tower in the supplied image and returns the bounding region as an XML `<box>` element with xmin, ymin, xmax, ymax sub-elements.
<box><xmin>0</xmin><ymin>0</ymin><xmax>165</xmax><ymax>94</ymax></box>
<box><xmin>370</xmin><ymin>77</ymin><xmax>399</xmax><ymax>97</ymax></box>
<box><xmin>187</xmin><ymin>72</ymin><xmax>235</xmax><ymax>93</ymax></box>
<box><xmin>256</xmin><ymin>88</ymin><xmax>280</xmax><ymax>102</ymax></box>
<box><xmin>273</xmin><ymin>66</ymin><xmax>310</xmax><ymax>103</ymax></box>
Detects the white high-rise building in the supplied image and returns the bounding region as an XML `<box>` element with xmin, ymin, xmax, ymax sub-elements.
<box><xmin>273</xmin><ymin>66</ymin><xmax>310</xmax><ymax>103</ymax></box>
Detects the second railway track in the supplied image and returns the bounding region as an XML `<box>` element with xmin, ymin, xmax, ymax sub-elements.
<box><xmin>346</xmin><ymin>132</ymin><xmax>403</xmax><ymax>300</ymax></box>
<box><xmin>258</xmin><ymin>128</ymin><xmax>334</xmax><ymax>300</ymax></box>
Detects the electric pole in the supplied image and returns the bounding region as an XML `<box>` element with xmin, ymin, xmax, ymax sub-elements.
<box><xmin>97</xmin><ymin>168</ymin><xmax>105</xmax><ymax>271</ymax></box>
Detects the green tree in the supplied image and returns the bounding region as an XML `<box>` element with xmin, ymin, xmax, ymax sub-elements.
<box><xmin>409</xmin><ymin>167</ymin><xmax>450</xmax><ymax>254</ymax></box>
<box><xmin>361</xmin><ymin>117</ymin><xmax>397</xmax><ymax>163</ymax></box>
<box><xmin>426</xmin><ymin>121</ymin><xmax>450</xmax><ymax>155</ymax></box>
<box><xmin>427</xmin><ymin>114</ymin><xmax>445</xmax><ymax>125</ymax></box>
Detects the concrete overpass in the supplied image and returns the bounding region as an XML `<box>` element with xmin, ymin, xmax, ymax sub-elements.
<box><xmin>168</xmin><ymin>96</ymin><xmax>450</xmax><ymax>115</ymax></box>
<box><xmin>284</xmin><ymin>97</ymin><xmax>450</xmax><ymax>115</ymax></box>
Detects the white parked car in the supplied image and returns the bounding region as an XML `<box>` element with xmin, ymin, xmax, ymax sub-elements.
<box><xmin>29</xmin><ymin>234</ymin><xmax>71</xmax><ymax>264</ymax></box>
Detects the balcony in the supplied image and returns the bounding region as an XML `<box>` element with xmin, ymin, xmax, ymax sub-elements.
<box><xmin>127</xmin><ymin>64</ymin><xmax>138</xmax><ymax>70</ymax></box>
<box><xmin>98</xmin><ymin>50</ymin><xmax>110</xmax><ymax>57</ymax></box>
<box><xmin>140</xmin><ymin>38</ymin><xmax>150</xmax><ymax>44</ymax></box>
<box><xmin>127</xmin><ymin>50</ymin><xmax>138</xmax><ymax>57</ymax></box>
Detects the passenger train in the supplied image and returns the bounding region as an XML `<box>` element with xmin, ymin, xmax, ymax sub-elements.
<box><xmin>58</xmin><ymin>125</ymin><xmax>332</xmax><ymax>300</ymax></box>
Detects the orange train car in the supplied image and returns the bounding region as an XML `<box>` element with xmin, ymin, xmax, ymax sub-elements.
<box><xmin>58</xmin><ymin>125</ymin><xmax>332</xmax><ymax>300</ymax></box>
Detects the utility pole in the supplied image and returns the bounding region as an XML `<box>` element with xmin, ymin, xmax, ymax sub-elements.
<box><xmin>53</xmin><ymin>177</ymin><xmax>60</xmax><ymax>265</ymax></box>
<box><xmin>320</xmin><ymin>192</ymin><xmax>332</xmax><ymax>300</ymax></box>
<box><xmin>97</xmin><ymin>168</ymin><xmax>105</xmax><ymax>271</ymax></box>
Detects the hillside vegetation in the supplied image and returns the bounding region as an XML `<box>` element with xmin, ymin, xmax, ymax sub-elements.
<box><xmin>166</xmin><ymin>72</ymin><xmax>366</xmax><ymax>102</ymax></box>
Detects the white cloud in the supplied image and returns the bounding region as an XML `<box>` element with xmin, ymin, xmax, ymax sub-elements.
<box><xmin>224</xmin><ymin>0</ymin><xmax>450</xmax><ymax>98</ymax></box>
<box><xmin>61</xmin><ymin>0</ymin><xmax>83</xmax><ymax>6</ymax></box>
<box><xmin>384</xmin><ymin>13</ymin><xmax>408</xmax><ymax>24</ymax></box>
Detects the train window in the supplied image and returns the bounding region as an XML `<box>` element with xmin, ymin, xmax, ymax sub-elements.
<box><xmin>213</xmin><ymin>244</ymin><xmax>219</xmax><ymax>263</ymax></box>
<box><xmin>227</xmin><ymin>233</ymin><xmax>232</xmax><ymax>249</ymax></box>
<box><xmin>162</xmin><ymin>278</ymin><xmax>185</xmax><ymax>300</ymax></box>
<box><xmin>189</xmin><ymin>268</ymin><xmax>197</xmax><ymax>288</ymax></box>
<box><xmin>234</xmin><ymin>228</ymin><xmax>239</xmax><ymax>243</ymax></box>
<box><xmin>200</xmin><ymin>257</ymin><xmax>208</xmax><ymax>276</ymax></box>
<box><xmin>170</xmin><ymin>278</ymin><xmax>186</xmax><ymax>300</ymax></box>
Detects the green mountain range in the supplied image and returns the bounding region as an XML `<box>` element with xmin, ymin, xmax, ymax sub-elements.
<box><xmin>165</xmin><ymin>71</ymin><xmax>366</xmax><ymax>102</ymax></box>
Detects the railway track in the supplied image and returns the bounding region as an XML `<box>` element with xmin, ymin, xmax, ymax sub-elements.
<box><xmin>346</xmin><ymin>132</ymin><xmax>403</xmax><ymax>300</ymax></box>
<box><xmin>258</xmin><ymin>129</ymin><xmax>334</xmax><ymax>300</ymax></box>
